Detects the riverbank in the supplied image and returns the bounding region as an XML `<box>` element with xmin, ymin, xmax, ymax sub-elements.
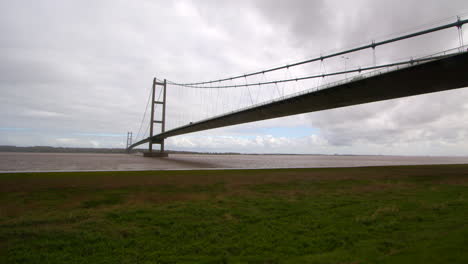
<box><xmin>1</xmin><ymin>165</ymin><xmax>468</xmax><ymax>263</ymax></box>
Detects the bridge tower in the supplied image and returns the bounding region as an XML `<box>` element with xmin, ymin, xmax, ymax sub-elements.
<box><xmin>144</xmin><ymin>78</ymin><xmax>168</xmax><ymax>157</ymax></box>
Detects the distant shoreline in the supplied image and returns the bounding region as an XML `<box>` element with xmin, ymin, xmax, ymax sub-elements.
<box><xmin>0</xmin><ymin>145</ymin><xmax>350</xmax><ymax>156</ymax></box>
<box><xmin>0</xmin><ymin>145</ymin><xmax>240</xmax><ymax>155</ymax></box>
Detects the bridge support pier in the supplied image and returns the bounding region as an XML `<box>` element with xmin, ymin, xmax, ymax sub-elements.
<box><xmin>143</xmin><ymin>151</ymin><xmax>168</xmax><ymax>157</ymax></box>
<box><xmin>144</xmin><ymin>77</ymin><xmax>168</xmax><ymax>158</ymax></box>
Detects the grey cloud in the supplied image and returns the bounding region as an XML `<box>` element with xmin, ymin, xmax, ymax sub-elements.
<box><xmin>247</xmin><ymin>0</ymin><xmax>468</xmax><ymax>152</ymax></box>
<box><xmin>253</xmin><ymin>0</ymin><xmax>332</xmax><ymax>50</ymax></box>
<box><xmin>1</xmin><ymin>0</ymin><xmax>468</xmax><ymax>155</ymax></box>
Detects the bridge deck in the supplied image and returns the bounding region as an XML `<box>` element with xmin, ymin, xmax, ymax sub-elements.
<box><xmin>129</xmin><ymin>51</ymin><xmax>468</xmax><ymax>149</ymax></box>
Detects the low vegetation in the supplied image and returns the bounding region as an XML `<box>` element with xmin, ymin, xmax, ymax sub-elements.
<box><xmin>1</xmin><ymin>165</ymin><xmax>468</xmax><ymax>263</ymax></box>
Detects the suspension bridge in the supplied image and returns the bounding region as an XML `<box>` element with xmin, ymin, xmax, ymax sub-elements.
<box><xmin>127</xmin><ymin>17</ymin><xmax>468</xmax><ymax>156</ymax></box>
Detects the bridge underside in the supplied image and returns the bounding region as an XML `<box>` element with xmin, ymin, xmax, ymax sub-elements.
<box><xmin>129</xmin><ymin>52</ymin><xmax>468</xmax><ymax>149</ymax></box>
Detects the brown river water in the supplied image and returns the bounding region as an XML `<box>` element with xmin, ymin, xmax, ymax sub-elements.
<box><xmin>1</xmin><ymin>152</ymin><xmax>468</xmax><ymax>172</ymax></box>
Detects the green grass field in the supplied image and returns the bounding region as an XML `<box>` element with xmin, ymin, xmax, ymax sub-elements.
<box><xmin>1</xmin><ymin>165</ymin><xmax>468</xmax><ymax>263</ymax></box>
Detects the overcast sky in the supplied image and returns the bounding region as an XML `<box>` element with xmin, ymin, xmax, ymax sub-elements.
<box><xmin>1</xmin><ymin>0</ymin><xmax>468</xmax><ymax>155</ymax></box>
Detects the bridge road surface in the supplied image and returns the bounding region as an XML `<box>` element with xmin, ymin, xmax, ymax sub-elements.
<box><xmin>130</xmin><ymin>52</ymin><xmax>468</xmax><ymax>149</ymax></box>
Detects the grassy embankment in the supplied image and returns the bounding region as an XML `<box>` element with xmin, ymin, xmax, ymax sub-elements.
<box><xmin>1</xmin><ymin>165</ymin><xmax>468</xmax><ymax>263</ymax></box>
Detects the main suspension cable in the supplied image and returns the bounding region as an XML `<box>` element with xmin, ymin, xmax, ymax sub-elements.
<box><xmin>167</xmin><ymin>18</ymin><xmax>468</xmax><ymax>86</ymax></box>
<box><xmin>135</xmin><ymin>83</ymin><xmax>153</xmax><ymax>142</ymax></box>
<box><xmin>138</xmin><ymin>81</ymin><xmax>164</xmax><ymax>142</ymax></box>
<box><xmin>169</xmin><ymin>55</ymin><xmax>452</xmax><ymax>89</ymax></box>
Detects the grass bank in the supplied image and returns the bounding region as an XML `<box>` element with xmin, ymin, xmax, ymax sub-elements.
<box><xmin>1</xmin><ymin>165</ymin><xmax>468</xmax><ymax>263</ymax></box>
